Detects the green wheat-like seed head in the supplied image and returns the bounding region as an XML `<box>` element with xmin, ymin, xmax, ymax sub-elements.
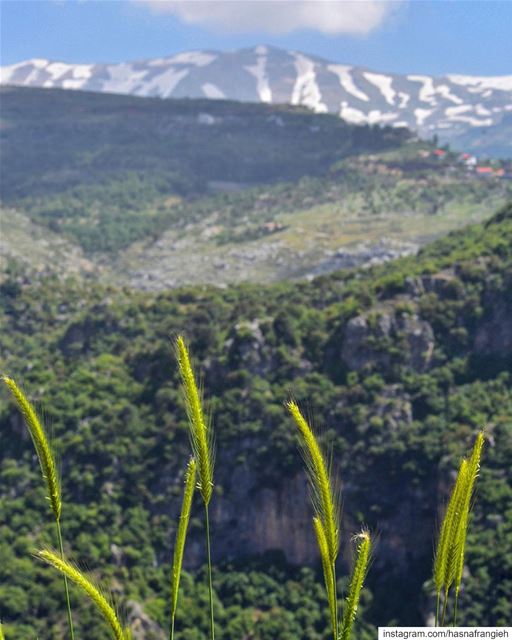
<box><xmin>287</xmin><ymin>401</ymin><xmax>339</xmax><ymax>564</ymax></box>
<box><xmin>340</xmin><ymin>530</ymin><xmax>372</xmax><ymax>640</ymax></box>
<box><xmin>2</xmin><ymin>376</ymin><xmax>61</xmax><ymax>521</ymax></box>
<box><xmin>37</xmin><ymin>548</ymin><xmax>130</xmax><ymax>640</ymax></box>
<box><xmin>434</xmin><ymin>458</ymin><xmax>468</xmax><ymax>594</ymax></box>
<box><xmin>170</xmin><ymin>457</ymin><xmax>197</xmax><ymax>620</ymax></box>
<box><xmin>454</xmin><ymin>430</ymin><xmax>485</xmax><ymax>595</ymax></box>
<box><xmin>0</xmin><ymin>620</ymin><xmax>5</xmax><ymax>640</ymax></box>
<box><xmin>175</xmin><ymin>336</ymin><xmax>214</xmax><ymax>506</ymax></box>
<box><xmin>434</xmin><ymin>430</ymin><xmax>485</xmax><ymax>597</ymax></box>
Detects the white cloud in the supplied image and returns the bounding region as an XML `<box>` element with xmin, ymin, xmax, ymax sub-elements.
<box><xmin>135</xmin><ymin>1</ymin><xmax>403</xmax><ymax>36</ymax></box>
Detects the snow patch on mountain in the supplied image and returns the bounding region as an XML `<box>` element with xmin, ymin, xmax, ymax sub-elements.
<box><xmin>102</xmin><ymin>64</ymin><xmax>148</xmax><ymax>94</ymax></box>
<box><xmin>414</xmin><ymin>108</ymin><xmax>434</xmax><ymax>127</ymax></box>
<box><xmin>443</xmin><ymin>105</ymin><xmax>493</xmax><ymax>127</ymax></box>
<box><xmin>407</xmin><ymin>75</ymin><xmax>463</xmax><ymax>105</ymax></box>
<box><xmin>245</xmin><ymin>52</ymin><xmax>272</xmax><ymax>103</ymax></box>
<box><xmin>448</xmin><ymin>74</ymin><xmax>512</xmax><ymax>92</ymax></box>
<box><xmin>291</xmin><ymin>52</ymin><xmax>327</xmax><ymax>113</ymax></box>
<box><xmin>28</xmin><ymin>58</ymin><xmax>49</xmax><ymax>69</ymax></box>
<box><xmin>398</xmin><ymin>92</ymin><xmax>410</xmax><ymax>109</ymax></box>
<box><xmin>328</xmin><ymin>64</ymin><xmax>369</xmax><ymax>102</ymax></box>
<box><xmin>45</xmin><ymin>62</ymin><xmax>74</xmax><ymax>81</ymax></box>
<box><xmin>363</xmin><ymin>72</ymin><xmax>396</xmax><ymax>105</ymax></box>
<box><xmin>147</xmin><ymin>68</ymin><xmax>189</xmax><ymax>98</ymax></box>
<box><xmin>340</xmin><ymin>102</ymin><xmax>398</xmax><ymax>125</ymax></box>
<box><xmin>60</xmin><ymin>79</ymin><xmax>84</xmax><ymax>90</ymax></box>
<box><xmin>0</xmin><ymin>58</ymin><xmax>41</xmax><ymax>83</ymax></box>
<box><xmin>202</xmin><ymin>83</ymin><xmax>225</xmax><ymax>99</ymax></box>
<box><xmin>167</xmin><ymin>51</ymin><xmax>217</xmax><ymax>67</ymax></box>
<box><xmin>41</xmin><ymin>62</ymin><xmax>94</xmax><ymax>90</ymax></box>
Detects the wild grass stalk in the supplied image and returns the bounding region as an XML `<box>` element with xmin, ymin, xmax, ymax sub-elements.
<box><xmin>175</xmin><ymin>336</ymin><xmax>215</xmax><ymax>640</ymax></box>
<box><xmin>0</xmin><ymin>621</ymin><xmax>4</xmax><ymax>640</ymax></box>
<box><xmin>287</xmin><ymin>401</ymin><xmax>340</xmax><ymax>640</ymax></box>
<box><xmin>433</xmin><ymin>431</ymin><xmax>485</xmax><ymax>626</ymax></box>
<box><xmin>453</xmin><ymin>431</ymin><xmax>484</xmax><ymax>624</ymax></box>
<box><xmin>170</xmin><ymin>458</ymin><xmax>197</xmax><ymax>640</ymax></box>
<box><xmin>37</xmin><ymin>549</ymin><xmax>131</xmax><ymax>639</ymax></box>
<box><xmin>340</xmin><ymin>530</ymin><xmax>371</xmax><ymax>640</ymax></box>
<box><xmin>2</xmin><ymin>376</ymin><xmax>75</xmax><ymax>640</ymax></box>
<box><xmin>434</xmin><ymin>458</ymin><xmax>468</xmax><ymax>625</ymax></box>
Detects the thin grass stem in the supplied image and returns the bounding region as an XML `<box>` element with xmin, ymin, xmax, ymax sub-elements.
<box><xmin>441</xmin><ymin>588</ymin><xmax>449</xmax><ymax>627</ymax></box>
<box><xmin>332</xmin><ymin>560</ymin><xmax>338</xmax><ymax>640</ymax></box>
<box><xmin>453</xmin><ymin>593</ymin><xmax>459</xmax><ymax>626</ymax></box>
<box><xmin>435</xmin><ymin>591</ymin><xmax>440</xmax><ymax>627</ymax></box>
<box><xmin>205</xmin><ymin>504</ymin><xmax>215</xmax><ymax>640</ymax></box>
<box><xmin>56</xmin><ymin>520</ymin><xmax>75</xmax><ymax>640</ymax></box>
<box><xmin>170</xmin><ymin>458</ymin><xmax>196</xmax><ymax>640</ymax></box>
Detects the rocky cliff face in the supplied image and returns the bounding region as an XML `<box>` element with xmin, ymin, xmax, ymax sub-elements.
<box><xmin>202</xmin><ymin>444</ymin><xmax>436</xmax><ymax>570</ymax></box>
<box><xmin>210</xmin><ymin>469</ymin><xmax>316</xmax><ymax>565</ymax></box>
<box><xmin>474</xmin><ymin>289</ymin><xmax>512</xmax><ymax>357</ymax></box>
<box><xmin>341</xmin><ymin>308</ymin><xmax>435</xmax><ymax>374</ymax></box>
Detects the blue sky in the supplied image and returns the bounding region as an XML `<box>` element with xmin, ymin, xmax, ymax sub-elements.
<box><xmin>1</xmin><ymin>1</ymin><xmax>511</xmax><ymax>76</ymax></box>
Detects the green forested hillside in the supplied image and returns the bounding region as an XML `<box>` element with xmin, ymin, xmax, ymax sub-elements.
<box><xmin>1</xmin><ymin>203</ymin><xmax>511</xmax><ymax>638</ymax></box>
<box><xmin>0</xmin><ymin>85</ymin><xmax>407</xmax><ymax>253</ymax></box>
<box><xmin>1</xmin><ymin>85</ymin><xmax>510</xmax><ymax>278</ymax></box>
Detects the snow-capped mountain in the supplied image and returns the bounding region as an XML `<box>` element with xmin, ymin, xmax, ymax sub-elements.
<box><xmin>2</xmin><ymin>46</ymin><xmax>511</xmax><ymax>155</ymax></box>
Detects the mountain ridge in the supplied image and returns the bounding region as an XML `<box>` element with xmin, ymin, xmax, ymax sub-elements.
<box><xmin>2</xmin><ymin>45</ymin><xmax>511</xmax><ymax>157</ymax></box>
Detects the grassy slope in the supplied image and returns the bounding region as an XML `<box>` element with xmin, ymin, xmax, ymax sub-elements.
<box><xmin>0</xmin><ymin>203</ymin><xmax>511</xmax><ymax>638</ymax></box>
<box><xmin>0</xmin><ymin>207</ymin><xmax>101</xmax><ymax>276</ymax></box>
<box><xmin>118</xmin><ymin>172</ymin><xmax>509</xmax><ymax>288</ymax></box>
